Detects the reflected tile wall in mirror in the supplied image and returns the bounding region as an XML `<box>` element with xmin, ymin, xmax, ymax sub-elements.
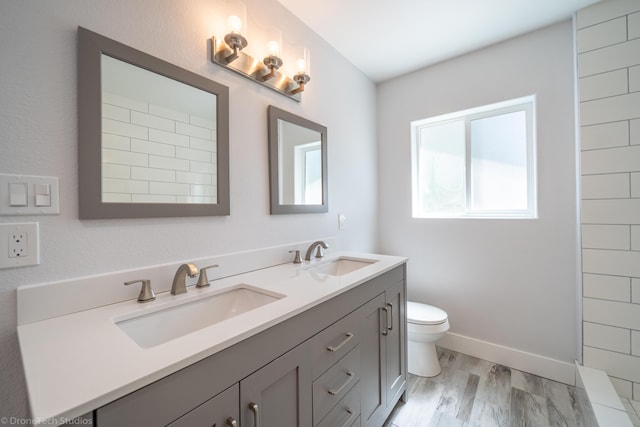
<box><xmin>101</xmin><ymin>55</ymin><xmax>218</xmax><ymax>204</ymax></box>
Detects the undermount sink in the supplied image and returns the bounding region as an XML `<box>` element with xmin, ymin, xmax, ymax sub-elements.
<box><xmin>303</xmin><ymin>257</ymin><xmax>377</xmax><ymax>277</ymax></box>
<box><xmin>115</xmin><ymin>285</ymin><xmax>284</xmax><ymax>348</ymax></box>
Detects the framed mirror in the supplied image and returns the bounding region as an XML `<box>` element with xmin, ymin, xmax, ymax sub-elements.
<box><xmin>268</xmin><ymin>106</ymin><xmax>327</xmax><ymax>214</ymax></box>
<box><xmin>78</xmin><ymin>27</ymin><xmax>230</xmax><ymax>219</ymax></box>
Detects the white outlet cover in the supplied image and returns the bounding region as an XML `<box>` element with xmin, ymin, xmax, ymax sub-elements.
<box><xmin>0</xmin><ymin>222</ymin><xmax>39</xmax><ymax>269</ymax></box>
<box><xmin>338</xmin><ymin>213</ymin><xmax>347</xmax><ymax>230</ymax></box>
<box><xmin>9</xmin><ymin>231</ymin><xmax>28</xmax><ymax>258</ymax></box>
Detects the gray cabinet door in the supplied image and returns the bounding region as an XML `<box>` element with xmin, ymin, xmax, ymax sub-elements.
<box><xmin>168</xmin><ymin>384</ymin><xmax>239</xmax><ymax>427</ymax></box>
<box><xmin>359</xmin><ymin>280</ymin><xmax>407</xmax><ymax>427</ymax></box>
<box><xmin>240</xmin><ymin>340</ymin><xmax>313</xmax><ymax>427</ymax></box>
<box><xmin>358</xmin><ymin>293</ymin><xmax>386</xmax><ymax>427</ymax></box>
<box><xmin>384</xmin><ymin>281</ymin><xmax>406</xmax><ymax>408</ymax></box>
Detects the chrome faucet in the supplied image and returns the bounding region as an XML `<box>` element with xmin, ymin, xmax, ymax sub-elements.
<box><xmin>171</xmin><ymin>263</ymin><xmax>198</xmax><ymax>295</ymax></box>
<box><xmin>305</xmin><ymin>241</ymin><xmax>328</xmax><ymax>261</ymax></box>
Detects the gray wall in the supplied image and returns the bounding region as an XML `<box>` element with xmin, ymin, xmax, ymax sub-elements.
<box><xmin>0</xmin><ymin>0</ymin><xmax>378</xmax><ymax>418</ymax></box>
<box><xmin>377</xmin><ymin>21</ymin><xmax>579</xmax><ymax>364</ymax></box>
<box><xmin>577</xmin><ymin>0</ymin><xmax>640</xmax><ymax>401</ymax></box>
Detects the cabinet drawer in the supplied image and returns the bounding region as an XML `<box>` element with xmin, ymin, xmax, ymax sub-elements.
<box><xmin>310</xmin><ymin>306</ymin><xmax>361</xmax><ymax>379</ymax></box>
<box><xmin>316</xmin><ymin>381</ymin><xmax>361</xmax><ymax>427</ymax></box>
<box><xmin>167</xmin><ymin>383</ymin><xmax>239</xmax><ymax>427</ymax></box>
<box><xmin>313</xmin><ymin>345</ymin><xmax>360</xmax><ymax>422</ymax></box>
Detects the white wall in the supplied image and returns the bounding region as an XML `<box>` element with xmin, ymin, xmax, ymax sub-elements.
<box><xmin>576</xmin><ymin>0</ymin><xmax>640</xmax><ymax>401</ymax></box>
<box><xmin>0</xmin><ymin>0</ymin><xmax>378</xmax><ymax>418</ymax></box>
<box><xmin>377</xmin><ymin>21</ymin><xmax>579</xmax><ymax>372</ymax></box>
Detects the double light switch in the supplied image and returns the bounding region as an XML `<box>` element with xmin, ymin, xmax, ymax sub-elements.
<box><xmin>9</xmin><ymin>182</ymin><xmax>28</xmax><ymax>206</ymax></box>
<box><xmin>1</xmin><ymin>174</ymin><xmax>60</xmax><ymax>215</ymax></box>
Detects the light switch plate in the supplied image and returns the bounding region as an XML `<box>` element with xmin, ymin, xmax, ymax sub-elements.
<box><xmin>0</xmin><ymin>174</ymin><xmax>60</xmax><ymax>215</ymax></box>
<box><xmin>0</xmin><ymin>222</ymin><xmax>39</xmax><ymax>269</ymax></box>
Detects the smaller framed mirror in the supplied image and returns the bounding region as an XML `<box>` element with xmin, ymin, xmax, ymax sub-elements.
<box><xmin>268</xmin><ymin>106</ymin><xmax>327</xmax><ymax>214</ymax></box>
<box><xmin>78</xmin><ymin>27</ymin><xmax>230</xmax><ymax>219</ymax></box>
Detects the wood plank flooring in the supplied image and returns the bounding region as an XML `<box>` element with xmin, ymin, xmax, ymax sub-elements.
<box><xmin>384</xmin><ymin>347</ymin><xmax>599</xmax><ymax>427</ymax></box>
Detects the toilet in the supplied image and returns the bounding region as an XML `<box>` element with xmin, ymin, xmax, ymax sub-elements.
<box><xmin>407</xmin><ymin>301</ymin><xmax>450</xmax><ymax>377</ymax></box>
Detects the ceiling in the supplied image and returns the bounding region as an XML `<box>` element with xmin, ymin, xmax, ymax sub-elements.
<box><xmin>276</xmin><ymin>0</ymin><xmax>601</xmax><ymax>82</ymax></box>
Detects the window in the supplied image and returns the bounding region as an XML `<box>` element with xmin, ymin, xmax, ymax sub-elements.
<box><xmin>294</xmin><ymin>141</ymin><xmax>322</xmax><ymax>204</ymax></box>
<box><xmin>411</xmin><ymin>96</ymin><xmax>537</xmax><ymax>219</ymax></box>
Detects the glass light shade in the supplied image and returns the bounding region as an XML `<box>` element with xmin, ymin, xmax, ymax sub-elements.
<box><xmin>294</xmin><ymin>47</ymin><xmax>310</xmax><ymax>75</ymax></box>
<box><xmin>263</xmin><ymin>27</ymin><xmax>282</xmax><ymax>57</ymax></box>
<box><xmin>224</xmin><ymin>0</ymin><xmax>247</xmax><ymax>36</ymax></box>
<box><xmin>226</xmin><ymin>15</ymin><xmax>243</xmax><ymax>34</ymax></box>
<box><xmin>266</xmin><ymin>41</ymin><xmax>280</xmax><ymax>56</ymax></box>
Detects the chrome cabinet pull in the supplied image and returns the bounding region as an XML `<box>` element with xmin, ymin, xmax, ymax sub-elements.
<box><xmin>387</xmin><ymin>302</ymin><xmax>393</xmax><ymax>331</ymax></box>
<box><xmin>249</xmin><ymin>402</ymin><xmax>259</xmax><ymax>427</ymax></box>
<box><xmin>226</xmin><ymin>417</ymin><xmax>237</xmax><ymax>427</ymax></box>
<box><xmin>328</xmin><ymin>371</ymin><xmax>354</xmax><ymax>396</ymax></box>
<box><xmin>327</xmin><ymin>332</ymin><xmax>354</xmax><ymax>352</ymax></box>
<box><xmin>380</xmin><ymin>306</ymin><xmax>389</xmax><ymax>336</ymax></box>
<box><xmin>340</xmin><ymin>408</ymin><xmax>355</xmax><ymax>427</ymax></box>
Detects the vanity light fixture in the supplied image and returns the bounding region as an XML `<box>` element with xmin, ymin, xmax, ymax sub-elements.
<box><xmin>223</xmin><ymin>16</ymin><xmax>247</xmax><ymax>63</ymax></box>
<box><xmin>291</xmin><ymin>47</ymin><xmax>310</xmax><ymax>94</ymax></box>
<box><xmin>222</xmin><ymin>0</ymin><xmax>248</xmax><ymax>63</ymax></box>
<box><xmin>210</xmin><ymin>2</ymin><xmax>310</xmax><ymax>102</ymax></box>
<box><xmin>262</xmin><ymin>27</ymin><xmax>283</xmax><ymax>81</ymax></box>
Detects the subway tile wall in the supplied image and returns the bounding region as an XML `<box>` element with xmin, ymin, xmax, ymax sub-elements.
<box><xmin>577</xmin><ymin>0</ymin><xmax>640</xmax><ymax>401</ymax></box>
<box><xmin>101</xmin><ymin>92</ymin><xmax>218</xmax><ymax>204</ymax></box>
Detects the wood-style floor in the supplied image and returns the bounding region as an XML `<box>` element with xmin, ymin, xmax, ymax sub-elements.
<box><xmin>384</xmin><ymin>347</ymin><xmax>599</xmax><ymax>427</ymax></box>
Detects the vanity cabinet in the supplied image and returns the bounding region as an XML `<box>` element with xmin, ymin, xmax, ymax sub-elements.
<box><xmin>359</xmin><ymin>294</ymin><xmax>387</xmax><ymax>427</ymax></box>
<box><xmin>167</xmin><ymin>384</ymin><xmax>239</xmax><ymax>427</ymax></box>
<box><xmin>240</xmin><ymin>340</ymin><xmax>312</xmax><ymax>427</ymax></box>
<box><xmin>312</xmin><ymin>345</ymin><xmax>360</xmax><ymax>424</ymax></box>
<box><xmin>384</xmin><ymin>281</ymin><xmax>407</xmax><ymax>408</ymax></box>
<box><xmin>94</xmin><ymin>265</ymin><xmax>406</xmax><ymax>427</ymax></box>
<box><xmin>359</xmin><ymin>281</ymin><xmax>406</xmax><ymax>427</ymax></box>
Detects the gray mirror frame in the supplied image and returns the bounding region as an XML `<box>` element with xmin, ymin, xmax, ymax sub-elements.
<box><xmin>267</xmin><ymin>106</ymin><xmax>328</xmax><ymax>214</ymax></box>
<box><xmin>78</xmin><ymin>27</ymin><xmax>230</xmax><ymax>219</ymax></box>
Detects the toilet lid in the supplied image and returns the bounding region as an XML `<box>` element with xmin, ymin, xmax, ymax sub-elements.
<box><xmin>407</xmin><ymin>301</ymin><xmax>448</xmax><ymax>325</ymax></box>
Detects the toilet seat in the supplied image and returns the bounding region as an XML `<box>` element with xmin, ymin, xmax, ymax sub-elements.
<box><xmin>407</xmin><ymin>301</ymin><xmax>448</xmax><ymax>325</ymax></box>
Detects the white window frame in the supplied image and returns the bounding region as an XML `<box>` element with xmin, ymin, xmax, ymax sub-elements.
<box><xmin>293</xmin><ymin>141</ymin><xmax>322</xmax><ymax>204</ymax></box>
<box><xmin>411</xmin><ymin>95</ymin><xmax>537</xmax><ymax>219</ymax></box>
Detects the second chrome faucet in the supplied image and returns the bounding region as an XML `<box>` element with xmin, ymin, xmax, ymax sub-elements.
<box><xmin>171</xmin><ymin>263</ymin><xmax>198</xmax><ymax>295</ymax></box>
<box><xmin>304</xmin><ymin>241</ymin><xmax>328</xmax><ymax>262</ymax></box>
<box><xmin>171</xmin><ymin>263</ymin><xmax>220</xmax><ymax>295</ymax></box>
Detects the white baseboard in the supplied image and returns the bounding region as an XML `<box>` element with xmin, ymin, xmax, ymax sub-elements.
<box><xmin>438</xmin><ymin>331</ymin><xmax>576</xmax><ymax>386</ymax></box>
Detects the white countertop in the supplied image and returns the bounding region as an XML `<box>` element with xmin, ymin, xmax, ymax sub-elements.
<box><xmin>17</xmin><ymin>251</ymin><xmax>406</xmax><ymax>426</ymax></box>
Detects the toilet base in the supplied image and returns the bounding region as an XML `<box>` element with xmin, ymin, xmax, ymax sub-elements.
<box><xmin>408</xmin><ymin>340</ymin><xmax>441</xmax><ymax>377</ymax></box>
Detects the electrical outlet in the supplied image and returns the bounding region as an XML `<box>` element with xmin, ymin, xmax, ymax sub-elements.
<box><xmin>9</xmin><ymin>232</ymin><xmax>28</xmax><ymax>258</ymax></box>
<box><xmin>0</xmin><ymin>222</ymin><xmax>39</xmax><ymax>269</ymax></box>
<box><xmin>338</xmin><ymin>213</ymin><xmax>347</xmax><ymax>230</ymax></box>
